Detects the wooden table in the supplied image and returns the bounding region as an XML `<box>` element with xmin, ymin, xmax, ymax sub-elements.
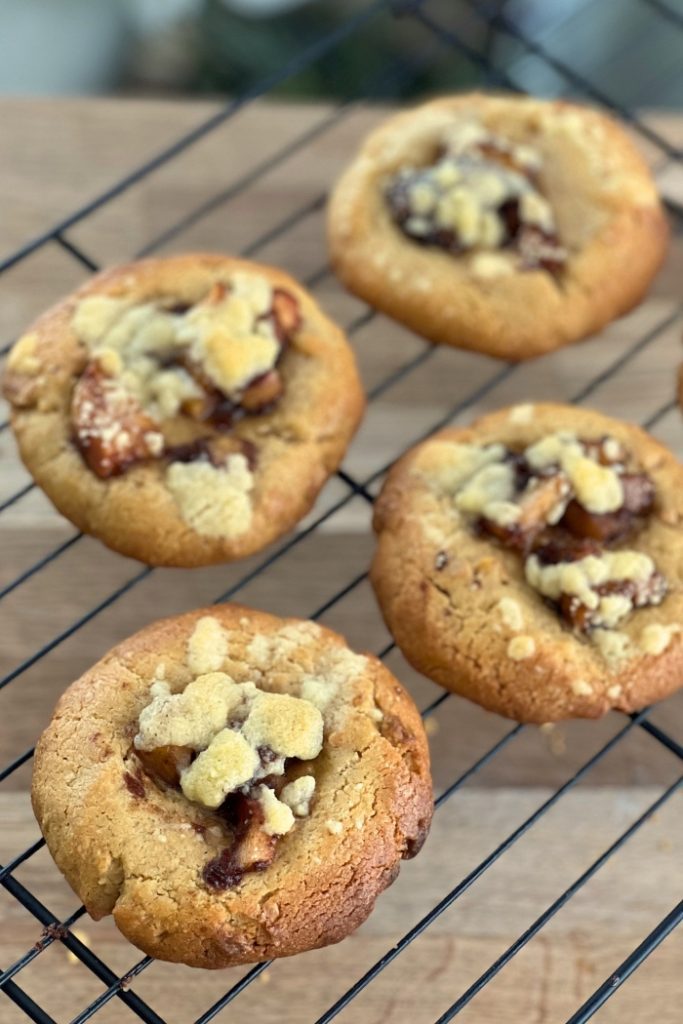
<box><xmin>0</xmin><ymin>97</ymin><xmax>682</xmax><ymax>1024</ymax></box>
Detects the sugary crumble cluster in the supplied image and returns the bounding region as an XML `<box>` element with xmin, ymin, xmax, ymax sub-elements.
<box><xmin>385</xmin><ymin>119</ymin><xmax>566</xmax><ymax>275</ymax></box>
<box><xmin>69</xmin><ymin>274</ymin><xmax>300</xmax><ymax>536</ymax></box>
<box><xmin>135</xmin><ymin>671</ymin><xmax>322</xmax><ymax>827</ymax></box>
<box><xmin>419</xmin><ymin>427</ymin><xmax>667</xmax><ymax>645</ymax></box>
<box><xmin>132</xmin><ymin>616</ymin><xmax>374</xmax><ymax>889</ymax></box>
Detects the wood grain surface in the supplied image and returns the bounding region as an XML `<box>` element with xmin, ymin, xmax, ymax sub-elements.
<box><xmin>0</xmin><ymin>96</ymin><xmax>682</xmax><ymax>1024</ymax></box>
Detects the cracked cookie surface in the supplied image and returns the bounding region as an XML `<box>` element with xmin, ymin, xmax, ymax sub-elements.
<box><xmin>32</xmin><ymin>605</ymin><xmax>432</xmax><ymax>968</ymax></box>
<box><xmin>371</xmin><ymin>403</ymin><xmax>683</xmax><ymax>722</ymax></box>
<box><xmin>328</xmin><ymin>93</ymin><xmax>667</xmax><ymax>360</ymax></box>
<box><xmin>3</xmin><ymin>253</ymin><xmax>365</xmax><ymax>566</ymax></box>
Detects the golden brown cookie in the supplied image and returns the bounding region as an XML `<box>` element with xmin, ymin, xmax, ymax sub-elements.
<box><xmin>3</xmin><ymin>254</ymin><xmax>365</xmax><ymax>566</ymax></box>
<box><xmin>328</xmin><ymin>94</ymin><xmax>668</xmax><ymax>360</ymax></box>
<box><xmin>32</xmin><ymin>605</ymin><xmax>432</xmax><ymax>968</ymax></box>
<box><xmin>371</xmin><ymin>403</ymin><xmax>683</xmax><ymax>723</ymax></box>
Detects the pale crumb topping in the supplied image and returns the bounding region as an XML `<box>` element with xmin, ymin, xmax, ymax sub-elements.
<box><xmin>571</xmin><ymin>679</ymin><xmax>594</xmax><ymax>696</ymax></box>
<box><xmin>386</xmin><ymin>116</ymin><xmax>565</xmax><ymax>272</ymax></box>
<box><xmin>187</xmin><ymin>615</ymin><xmax>229</xmax><ymax>676</ymax></box>
<box><xmin>325</xmin><ymin>819</ymin><xmax>343</xmax><ymax>835</ymax></box>
<box><xmin>242</xmin><ymin>692</ymin><xmax>323</xmax><ymax>761</ymax></box>
<box><xmin>165</xmin><ymin>454</ymin><xmax>254</xmax><ymax>538</ymax></box>
<box><xmin>182</xmin><ymin>729</ymin><xmax>259</xmax><ymax>808</ymax></box>
<box><xmin>132</xmin><ymin>616</ymin><xmax>381</xmax><ymax>841</ymax></box>
<box><xmin>418</xmin><ymin>430</ymin><xmax>664</xmax><ymax>648</ymax></box>
<box><xmin>496</xmin><ymin>597</ymin><xmax>524</xmax><ymax>632</ymax></box>
<box><xmin>135</xmin><ymin>673</ymin><xmax>248</xmax><ymax>752</ymax></box>
<box><xmin>135</xmin><ymin>663</ymin><xmax>324</xmax><ymax>815</ymax></box>
<box><xmin>470</xmin><ymin>252</ymin><xmax>515</xmax><ymax>279</ymax></box>
<box><xmin>602</xmin><ymin>437</ymin><xmax>622</xmax><ymax>463</ymax></box>
<box><xmin>144</xmin><ymin>431</ymin><xmax>165</xmax><ymax>457</ymax></box>
<box><xmin>73</xmin><ymin>272</ymin><xmax>280</xmax><ymax>412</ymax></box>
<box><xmin>401</xmin><ymin>122</ymin><xmax>550</xmax><ymax>246</ymax></box>
<box><xmin>244</xmin><ymin>623</ymin><xmax>370</xmax><ymax>729</ymax></box>
<box><xmin>97</xmin><ymin>348</ymin><xmax>123</xmax><ymax>377</ymax></box>
<box><xmin>7</xmin><ymin>332</ymin><xmax>41</xmax><ymax>375</ymax></box>
<box><xmin>454</xmin><ymin>462</ymin><xmax>519</xmax><ymax>526</ymax></box>
<box><xmin>607</xmin><ymin>684</ymin><xmax>623</xmax><ymax>699</ymax></box>
<box><xmin>300</xmin><ymin>677</ymin><xmax>339</xmax><ymax>713</ymax></box>
<box><xmin>72</xmin><ymin>296</ymin><xmax>132</xmax><ymax>346</ymax></box>
<box><xmin>593</xmin><ymin>629</ymin><xmax>631</xmax><ymax>665</ymax></box>
<box><xmin>280</xmin><ymin>776</ymin><xmax>316</xmax><ymax>817</ymax></box>
<box><xmin>180</xmin><ymin>272</ymin><xmax>278</xmax><ymax>395</ymax></box>
<box><xmin>507</xmin><ymin>635</ymin><xmax>536</xmax><ymax>660</ymax></box>
<box><xmin>245</xmin><ymin>621</ymin><xmax>323</xmax><ymax>668</ymax></box>
<box><xmin>256</xmin><ymin>784</ymin><xmax>295</xmax><ymax>836</ymax></box>
<box><xmin>639</xmin><ymin>622</ymin><xmax>681</xmax><ymax>656</ymax></box>
<box><xmin>415</xmin><ymin>440</ymin><xmax>506</xmax><ymax>497</ymax></box>
<box><xmin>526</xmin><ymin>551</ymin><xmax>659</xmax><ymax>629</ymax></box>
<box><xmin>526</xmin><ymin>433</ymin><xmax>623</xmax><ymax>514</ymax></box>
<box><xmin>508</xmin><ymin>403</ymin><xmax>535</xmax><ymax>424</ymax></box>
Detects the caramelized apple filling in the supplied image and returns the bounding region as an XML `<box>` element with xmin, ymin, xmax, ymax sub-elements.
<box><xmin>426</xmin><ymin>431</ymin><xmax>665</xmax><ymax>633</ymax></box>
<box><xmin>385</xmin><ymin>120</ymin><xmax>565</xmax><ymax>274</ymax></box>
<box><xmin>70</xmin><ymin>274</ymin><xmax>301</xmax><ymax>480</ymax></box>
<box><xmin>133</xmin><ymin>672</ymin><xmax>322</xmax><ymax>889</ymax></box>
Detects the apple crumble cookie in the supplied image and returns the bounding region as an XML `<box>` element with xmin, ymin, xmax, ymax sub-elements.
<box><xmin>3</xmin><ymin>254</ymin><xmax>365</xmax><ymax>565</ymax></box>
<box><xmin>328</xmin><ymin>94</ymin><xmax>667</xmax><ymax>359</ymax></box>
<box><xmin>32</xmin><ymin>605</ymin><xmax>432</xmax><ymax>967</ymax></box>
<box><xmin>371</xmin><ymin>403</ymin><xmax>683</xmax><ymax>722</ymax></box>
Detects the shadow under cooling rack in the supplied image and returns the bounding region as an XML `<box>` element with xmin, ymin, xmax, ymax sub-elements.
<box><xmin>1</xmin><ymin>1</ymin><xmax>682</xmax><ymax>1022</ymax></box>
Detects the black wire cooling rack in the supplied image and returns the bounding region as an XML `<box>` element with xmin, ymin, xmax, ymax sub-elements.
<box><xmin>1</xmin><ymin>1</ymin><xmax>682</xmax><ymax>1022</ymax></box>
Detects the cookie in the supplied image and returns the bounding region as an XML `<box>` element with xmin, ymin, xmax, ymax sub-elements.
<box><xmin>371</xmin><ymin>403</ymin><xmax>683</xmax><ymax>723</ymax></box>
<box><xmin>32</xmin><ymin>605</ymin><xmax>432</xmax><ymax>968</ymax></box>
<box><xmin>328</xmin><ymin>94</ymin><xmax>667</xmax><ymax>360</ymax></box>
<box><xmin>3</xmin><ymin>254</ymin><xmax>365</xmax><ymax>566</ymax></box>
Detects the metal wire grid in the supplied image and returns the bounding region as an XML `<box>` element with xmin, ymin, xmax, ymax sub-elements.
<box><xmin>0</xmin><ymin>0</ymin><xmax>682</xmax><ymax>1020</ymax></box>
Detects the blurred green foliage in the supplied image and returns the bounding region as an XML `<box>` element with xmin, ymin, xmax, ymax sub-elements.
<box><xmin>195</xmin><ymin>0</ymin><xmax>485</xmax><ymax>99</ymax></box>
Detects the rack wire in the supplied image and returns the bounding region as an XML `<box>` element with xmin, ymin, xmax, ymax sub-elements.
<box><xmin>1</xmin><ymin>0</ymin><xmax>682</xmax><ymax>1021</ymax></box>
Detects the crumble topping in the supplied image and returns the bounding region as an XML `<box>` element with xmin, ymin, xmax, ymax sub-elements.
<box><xmin>187</xmin><ymin>614</ymin><xmax>229</xmax><ymax>675</ymax></box>
<box><xmin>525</xmin><ymin>550</ymin><xmax>664</xmax><ymax>630</ymax></box>
<box><xmin>178</xmin><ymin>274</ymin><xmax>279</xmax><ymax>396</ymax></box>
<box><xmin>6</xmin><ymin>332</ymin><xmax>41</xmax><ymax>377</ymax></box>
<box><xmin>68</xmin><ymin>274</ymin><xmax>301</xmax><ymax>527</ymax></box>
<box><xmin>280</xmin><ymin>775</ymin><xmax>316</xmax><ymax>817</ymax></box>
<box><xmin>508</xmin><ymin>403</ymin><xmax>535</xmax><ymax>425</ymax></box>
<box><xmin>385</xmin><ymin>118</ymin><xmax>565</xmax><ymax>275</ymax></box>
<box><xmin>507</xmin><ymin>635</ymin><xmax>536</xmax><ymax>660</ymax></box>
<box><xmin>639</xmin><ymin>622</ymin><xmax>681</xmax><ymax>656</ymax></box>
<box><xmin>181</xmin><ymin>728</ymin><xmax>261</xmax><ymax>808</ymax></box>
<box><xmin>165</xmin><ymin>454</ymin><xmax>254</xmax><ymax>538</ymax></box>
<box><xmin>134</xmin><ymin>668</ymin><xmax>323</xmax><ymax>813</ymax></box>
<box><xmin>497</xmin><ymin>597</ymin><xmax>524</xmax><ymax>632</ymax></box>
<box><xmin>257</xmin><ymin>784</ymin><xmax>295</xmax><ymax>836</ymax></box>
<box><xmin>593</xmin><ymin>629</ymin><xmax>631</xmax><ymax>665</ymax></box>
<box><xmin>418</xmin><ymin>431</ymin><xmax>667</xmax><ymax>645</ymax></box>
<box><xmin>132</xmin><ymin>614</ymin><xmax>386</xmax><ymax>890</ymax></box>
<box><xmin>525</xmin><ymin>433</ymin><xmax>623</xmax><ymax>514</ymax></box>
<box><xmin>135</xmin><ymin>673</ymin><xmax>249</xmax><ymax>753</ymax></box>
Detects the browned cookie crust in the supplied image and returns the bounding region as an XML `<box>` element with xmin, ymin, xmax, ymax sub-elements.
<box><xmin>371</xmin><ymin>403</ymin><xmax>683</xmax><ymax>723</ymax></box>
<box><xmin>328</xmin><ymin>94</ymin><xmax>668</xmax><ymax>360</ymax></box>
<box><xmin>32</xmin><ymin>605</ymin><xmax>432</xmax><ymax>969</ymax></box>
<box><xmin>3</xmin><ymin>254</ymin><xmax>365</xmax><ymax>566</ymax></box>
